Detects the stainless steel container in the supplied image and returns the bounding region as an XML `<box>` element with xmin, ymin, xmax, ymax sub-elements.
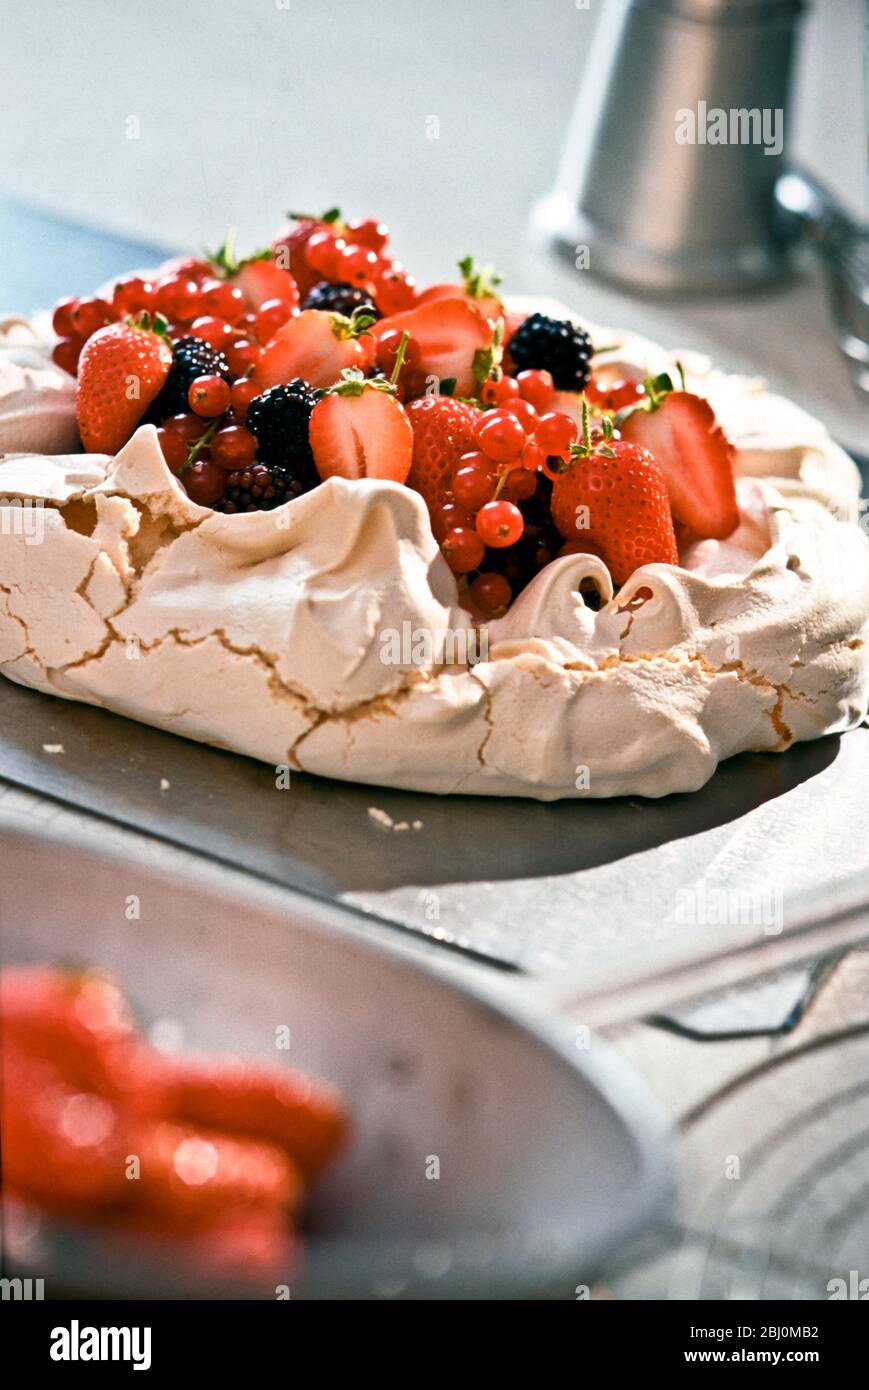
<box><xmin>536</xmin><ymin>0</ymin><xmax>807</xmax><ymax>293</ymax></box>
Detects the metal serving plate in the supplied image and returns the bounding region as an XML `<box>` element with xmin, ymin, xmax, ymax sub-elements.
<box><xmin>0</xmin><ymin>814</ymin><xmax>674</xmax><ymax>1300</ymax></box>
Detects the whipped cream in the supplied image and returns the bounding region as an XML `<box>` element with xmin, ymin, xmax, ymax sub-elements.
<box><xmin>0</xmin><ymin>310</ymin><xmax>867</xmax><ymax>799</ymax></box>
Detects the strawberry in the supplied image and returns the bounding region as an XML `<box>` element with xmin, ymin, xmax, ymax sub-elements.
<box><xmin>134</xmin><ymin>1119</ymin><xmax>301</xmax><ymax>1226</ymax></box>
<box><xmin>405</xmin><ymin>394</ymin><xmax>481</xmax><ymax>511</ymax></box>
<box><xmin>416</xmin><ymin>256</ymin><xmax>504</xmax><ymax>324</ymax></box>
<box><xmin>309</xmin><ymin>371</ymin><xmax>413</xmax><ymax>484</ymax></box>
<box><xmin>0</xmin><ymin>965</ymin><xmax>136</xmax><ymax>1089</ymax></box>
<box><xmin>253</xmin><ymin>308</ymin><xmax>376</xmax><ymax>391</ymax></box>
<box><xmin>620</xmin><ymin>381</ymin><xmax>738</xmax><ymax>540</ymax></box>
<box><xmin>161</xmin><ymin>1053</ymin><xmax>348</xmax><ymax>1179</ymax></box>
<box><xmin>551</xmin><ymin>418</ymin><xmax>678</xmax><ymax>585</ymax></box>
<box><xmin>372</xmin><ymin>298</ymin><xmax>495</xmax><ymax>399</ymax></box>
<box><xmin>1</xmin><ymin>1045</ymin><xmax>129</xmax><ymax>1212</ymax></box>
<box><xmin>76</xmin><ymin>316</ymin><xmax>173</xmax><ymax>453</ymax></box>
<box><xmin>230</xmin><ymin>257</ymin><xmax>299</xmax><ymax>313</ymax></box>
<box><xmin>207</xmin><ymin>232</ymin><xmax>300</xmax><ymax>313</ymax></box>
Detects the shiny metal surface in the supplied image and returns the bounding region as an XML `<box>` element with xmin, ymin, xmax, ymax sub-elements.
<box><xmin>0</xmin><ymin>815</ymin><xmax>674</xmax><ymax>1299</ymax></box>
<box><xmin>536</xmin><ymin>0</ymin><xmax>806</xmax><ymax>292</ymax></box>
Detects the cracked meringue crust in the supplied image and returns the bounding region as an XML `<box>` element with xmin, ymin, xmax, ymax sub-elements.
<box><xmin>0</xmin><ymin>313</ymin><xmax>867</xmax><ymax>799</ymax></box>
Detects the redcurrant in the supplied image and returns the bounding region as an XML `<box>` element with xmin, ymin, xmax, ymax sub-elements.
<box><xmin>51</xmin><ymin>338</ymin><xmax>82</xmax><ymax>375</ymax></box>
<box><xmin>188</xmin><ymin>316</ymin><xmax>233</xmax><ymax>351</ymax></box>
<box><xmin>470</xmin><ymin>572</ymin><xmax>512</xmax><ymax>617</ymax></box>
<box><xmin>253</xmin><ymin>297</ymin><xmax>293</xmax><ymax>343</ymax></box>
<box><xmin>348</xmin><ymin>218</ymin><xmax>389</xmax><ymax>253</ymax></box>
<box><xmin>452</xmin><ymin>457</ymin><xmax>496</xmax><ymax>511</ymax></box>
<box><xmin>229</xmin><ymin>378</ymin><xmax>259</xmax><ymax>419</ymax></box>
<box><xmin>475</xmin><ymin>409</ymin><xmax>526</xmax><ymax>463</ymax></box>
<box><xmin>51</xmin><ymin>297</ymin><xmax>78</xmax><ymax>337</ymax></box>
<box><xmin>442</xmin><ymin>526</ymin><xmax>485</xmax><ymax>573</ymax></box>
<box><xmin>183</xmin><ymin>459</ymin><xmax>227</xmax><ymax>507</ymax></box>
<box><xmin>430</xmin><ymin>502</ymin><xmax>472</xmax><ymax>542</ymax></box>
<box><xmin>501</xmin><ymin>468</ymin><xmax>537</xmax><ymax>502</ymax></box>
<box><xmin>111</xmin><ymin>276</ymin><xmax>155</xmax><ymax>317</ymax></box>
<box><xmin>155</xmin><ymin>277</ymin><xmax>202</xmax><ymax>323</ymax></box>
<box><xmin>534</xmin><ymin>411</ymin><xmax>578</xmax><ymax>455</ymax></box>
<box><xmin>475</xmin><ymin>500</ymin><xmax>524</xmax><ymax>548</ymax></box>
<box><xmin>516</xmin><ymin>369</ymin><xmax>555</xmax><ymax>412</ymax></box>
<box><xmin>188</xmin><ymin>374</ymin><xmax>231</xmax><ymax>417</ymax></box>
<box><xmin>225</xmin><ymin>338</ymin><xmax>263</xmax><ymax>376</ymax></box>
<box><xmin>199</xmin><ymin>279</ymin><xmax>246</xmax><ymax>325</ymax></box>
<box><xmin>502</xmin><ymin>397</ymin><xmax>538</xmax><ymax>433</ymax></box>
<box><xmin>211</xmin><ymin>424</ymin><xmax>258</xmax><ymax>469</ymax></box>
<box><xmin>156</xmin><ymin>426</ymin><xmax>189</xmax><ymax>472</ymax></box>
<box><xmin>70</xmin><ymin>297</ymin><xmax>114</xmax><ymax>339</ymax></box>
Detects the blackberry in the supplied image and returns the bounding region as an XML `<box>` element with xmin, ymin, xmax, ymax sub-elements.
<box><xmin>215</xmin><ymin>462</ymin><xmax>315</xmax><ymax>514</ymax></box>
<box><xmin>509</xmin><ymin>313</ymin><xmax>593</xmax><ymax>392</ymax></box>
<box><xmin>245</xmin><ymin>380</ymin><xmax>318</xmax><ymax>476</ymax></box>
<box><xmin>302</xmin><ymin>280</ymin><xmax>381</xmax><ymax>320</ymax></box>
<box><xmin>149</xmin><ymin>336</ymin><xmax>233</xmax><ymax>421</ymax></box>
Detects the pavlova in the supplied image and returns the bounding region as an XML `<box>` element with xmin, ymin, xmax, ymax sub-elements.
<box><xmin>0</xmin><ymin>207</ymin><xmax>867</xmax><ymax>798</ymax></box>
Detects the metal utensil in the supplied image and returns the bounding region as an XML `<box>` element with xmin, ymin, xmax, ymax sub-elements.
<box><xmin>774</xmin><ymin>167</ymin><xmax>869</xmax><ymax>396</ymax></box>
<box><xmin>536</xmin><ymin>0</ymin><xmax>806</xmax><ymax>292</ymax></box>
<box><xmin>0</xmin><ymin>814</ymin><xmax>674</xmax><ymax>1300</ymax></box>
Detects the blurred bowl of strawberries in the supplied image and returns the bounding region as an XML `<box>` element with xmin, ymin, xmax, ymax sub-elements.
<box><xmin>0</xmin><ymin>814</ymin><xmax>672</xmax><ymax>1300</ymax></box>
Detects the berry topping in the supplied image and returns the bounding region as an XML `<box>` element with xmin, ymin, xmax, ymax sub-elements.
<box><xmin>619</xmin><ymin>373</ymin><xmax>738</xmax><ymax>540</ymax></box>
<box><xmin>442</xmin><ymin>526</ymin><xmax>485</xmax><ymax>574</ymax></box>
<box><xmin>371</xmin><ymin>297</ymin><xmax>496</xmax><ymax>399</ymax></box>
<box><xmin>475</xmin><ymin>499</ymin><xmax>525</xmax><ymax>549</ymax></box>
<box><xmin>516</xmin><ymin>368</ymin><xmax>555</xmax><ymax>412</ymax></box>
<box><xmin>475</xmin><ymin>408</ymin><xmax>527</xmax><ymax>464</ymax></box>
<box><xmin>416</xmin><ymin>256</ymin><xmax>504</xmax><ymax>323</ymax></box>
<box><xmin>253</xmin><ymin>307</ymin><xmax>376</xmax><ymax>392</ymax></box>
<box><xmin>508</xmin><ymin>312</ymin><xmax>593</xmax><ymax>392</ymax></box>
<box><xmin>470</xmin><ymin>571</ymin><xmax>512</xmax><ymax>617</ymax></box>
<box><xmin>309</xmin><ymin>367</ymin><xmax>414</xmax><ymax>484</ymax></box>
<box><xmin>551</xmin><ymin>406</ymin><xmax>679</xmax><ymax>585</ymax></box>
<box><xmin>188</xmin><ymin>373</ymin><xmax>232</xmax><ymax>418</ymax></box>
<box><xmin>76</xmin><ymin>315</ymin><xmax>173</xmax><ymax>454</ymax></box>
<box><xmin>301</xmin><ymin>280</ymin><xmax>381</xmax><ymax>320</ymax></box>
<box><xmin>215</xmin><ymin>461</ymin><xmax>315</xmax><ymax>513</ymax></box>
<box><xmin>149</xmin><ymin>336</ymin><xmax>233</xmax><ymax>423</ymax></box>
<box><xmin>405</xmin><ymin>395</ymin><xmax>482</xmax><ymax>511</ymax></box>
<box><xmin>245</xmin><ymin>379</ymin><xmax>318</xmax><ymax>474</ymax></box>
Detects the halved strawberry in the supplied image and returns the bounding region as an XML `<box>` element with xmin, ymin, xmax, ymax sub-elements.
<box><xmin>309</xmin><ymin>370</ymin><xmax>413</xmax><ymax>483</ymax></box>
<box><xmin>253</xmin><ymin>308</ymin><xmax>376</xmax><ymax>391</ymax></box>
<box><xmin>416</xmin><ymin>256</ymin><xmax>504</xmax><ymax>324</ymax></box>
<box><xmin>207</xmin><ymin>234</ymin><xmax>300</xmax><ymax>313</ymax></box>
<box><xmin>76</xmin><ymin>316</ymin><xmax>173</xmax><ymax>453</ymax></box>
<box><xmin>620</xmin><ymin>386</ymin><xmax>738</xmax><ymax>540</ymax></box>
<box><xmin>230</xmin><ymin>257</ymin><xmax>299</xmax><ymax>313</ymax></box>
<box><xmin>405</xmin><ymin>394</ymin><xmax>482</xmax><ymax>511</ymax></box>
<box><xmin>372</xmin><ymin>298</ymin><xmax>495</xmax><ymax>398</ymax></box>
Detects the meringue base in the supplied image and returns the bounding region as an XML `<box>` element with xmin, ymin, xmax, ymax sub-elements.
<box><xmin>1</xmin><ymin>317</ymin><xmax>867</xmax><ymax>800</ymax></box>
